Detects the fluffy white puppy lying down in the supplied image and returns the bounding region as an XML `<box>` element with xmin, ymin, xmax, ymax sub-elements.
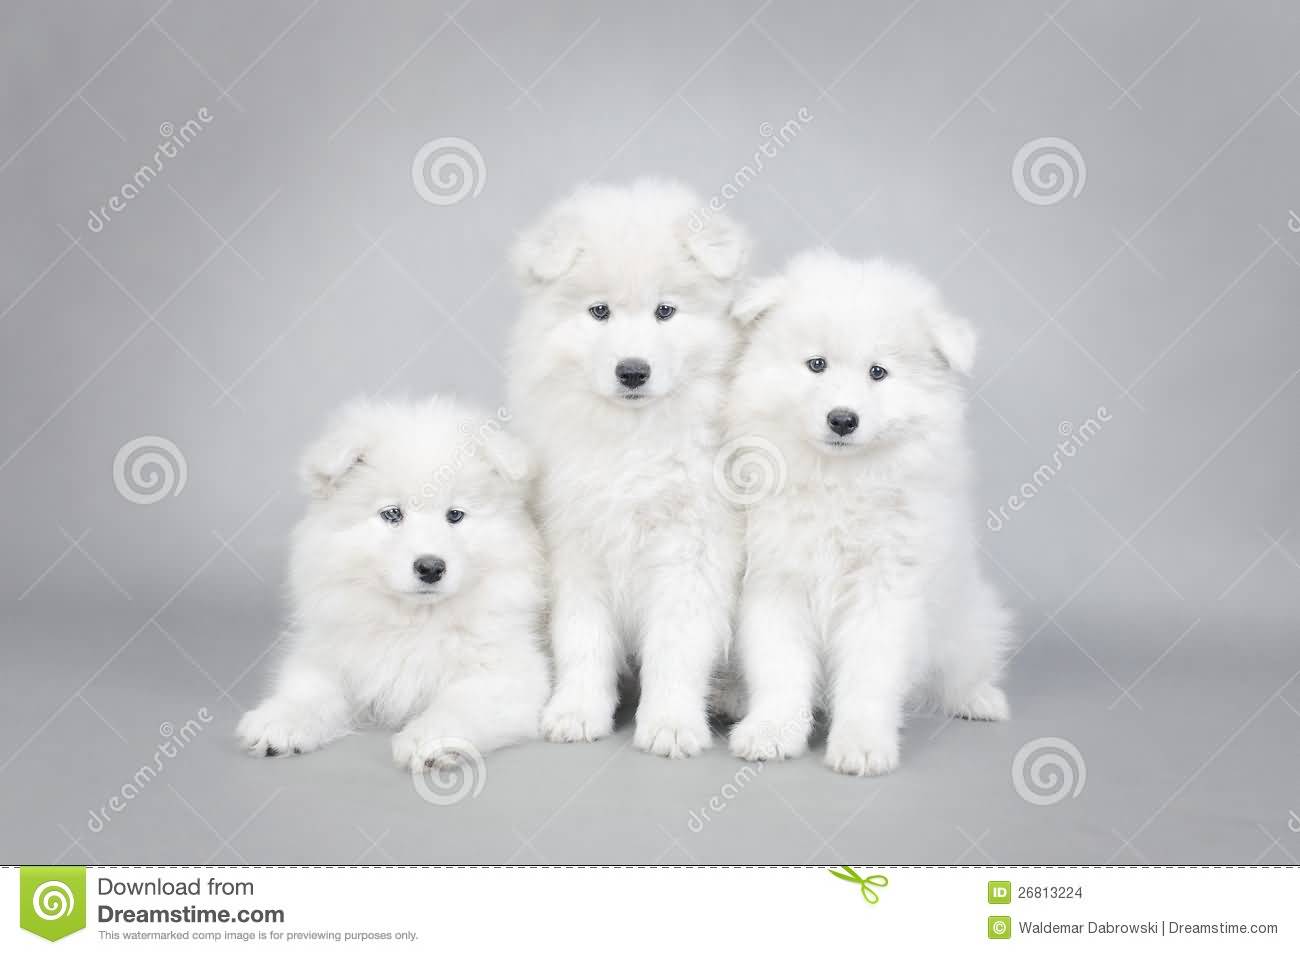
<box><xmin>236</xmin><ymin>397</ymin><xmax>550</xmax><ymax>771</ymax></box>
<box><xmin>725</xmin><ymin>251</ymin><xmax>1011</xmax><ymax>775</ymax></box>
<box><xmin>507</xmin><ymin>179</ymin><xmax>750</xmax><ymax>758</ymax></box>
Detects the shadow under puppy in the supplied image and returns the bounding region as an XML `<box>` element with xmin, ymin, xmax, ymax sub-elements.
<box><xmin>237</xmin><ymin>397</ymin><xmax>550</xmax><ymax>771</ymax></box>
<box><xmin>725</xmin><ymin>251</ymin><xmax>1011</xmax><ymax>776</ymax></box>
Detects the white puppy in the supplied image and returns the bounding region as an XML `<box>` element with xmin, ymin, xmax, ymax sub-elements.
<box><xmin>507</xmin><ymin>180</ymin><xmax>750</xmax><ymax>758</ymax></box>
<box><xmin>236</xmin><ymin>397</ymin><xmax>550</xmax><ymax>771</ymax></box>
<box><xmin>725</xmin><ymin>251</ymin><xmax>1010</xmax><ymax>775</ymax></box>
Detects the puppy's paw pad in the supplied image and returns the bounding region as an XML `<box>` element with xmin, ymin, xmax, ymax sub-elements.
<box><xmin>236</xmin><ymin>707</ymin><xmax>326</xmax><ymax>757</ymax></box>
<box><xmin>825</xmin><ymin>732</ymin><xmax>900</xmax><ymax>776</ymax></box>
<box><xmin>946</xmin><ymin>684</ymin><xmax>1010</xmax><ymax>722</ymax></box>
<box><xmin>390</xmin><ymin>729</ymin><xmax>478</xmax><ymax>774</ymax></box>
<box><xmin>634</xmin><ymin>715</ymin><xmax>711</xmax><ymax>759</ymax></box>
<box><xmin>729</xmin><ymin>717</ymin><xmax>808</xmax><ymax>761</ymax></box>
<box><xmin>541</xmin><ymin>700</ymin><xmax>613</xmax><ymax>743</ymax></box>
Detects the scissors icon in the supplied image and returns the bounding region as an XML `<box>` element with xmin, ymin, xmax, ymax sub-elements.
<box><xmin>828</xmin><ymin>866</ymin><xmax>889</xmax><ymax>904</ymax></box>
<box><xmin>1288</xmin><ymin>810</ymin><xmax>1300</xmax><ymax>834</ymax></box>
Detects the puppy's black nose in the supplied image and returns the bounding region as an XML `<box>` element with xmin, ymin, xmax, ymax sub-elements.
<box><xmin>413</xmin><ymin>555</ymin><xmax>446</xmax><ymax>584</ymax></box>
<box><xmin>827</xmin><ymin>407</ymin><xmax>859</xmax><ymax>436</ymax></box>
<box><xmin>615</xmin><ymin>357</ymin><xmax>651</xmax><ymax>389</ymax></box>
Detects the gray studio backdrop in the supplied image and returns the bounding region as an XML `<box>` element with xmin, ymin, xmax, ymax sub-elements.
<box><xmin>2</xmin><ymin>0</ymin><xmax>1298</xmax><ymax>864</ymax></box>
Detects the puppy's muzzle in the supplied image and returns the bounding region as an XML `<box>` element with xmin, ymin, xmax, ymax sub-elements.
<box><xmin>412</xmin><ymin>555</ymin><xmax>447</xmax><ymax>584</ymax></box>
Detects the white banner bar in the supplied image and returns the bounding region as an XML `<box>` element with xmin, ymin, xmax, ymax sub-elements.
<box><xmin>8</xmin><ymin>866</ymin><xmax>1297</xmax><ymax>952</ymax></box>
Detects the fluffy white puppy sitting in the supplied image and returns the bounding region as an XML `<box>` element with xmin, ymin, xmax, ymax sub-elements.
<box><xmin>236</xmin><ymin>397</ymin><xmax>549</xmax><ymax>771</ymax></box>
<box><xmin>508</xmin><ymin>180</ymin><xmax>750</xmax><ymax>757</ymax></box>
<box><xmin>725</xmin><ymin>251</ymin><xmax>1010</xmax><ymax>776</ymax></box>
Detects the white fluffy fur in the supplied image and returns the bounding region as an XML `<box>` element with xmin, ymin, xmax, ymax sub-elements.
<box><xmin>725</xmin><ymin>251</ymin><xmax>1010</xmax><ymax>776</ymax></box>
<box><xmin>236</xmin><ymin>397</ymin><xmax>550</xmax><ymax>771</ymax></box>
<box><xmin>507</xmin><ymin>180</ymin><xmax>750</xmax><ymax>758</ymax></box>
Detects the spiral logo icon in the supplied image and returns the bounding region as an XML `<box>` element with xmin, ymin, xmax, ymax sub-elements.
<box><xmin>32</xmin><ymin>881</ymin><xmax>75</xmax><ymax>921</ymax></box>
<box><xmin>159</xmin><ymin>721</ymin><xmax>174</xmax><ymax>737</ymax></box>
<box><xmin>411</xmin><ymin>137</ymin><xmax>486</xmax><ymax>206</ymax></box>
<box><xmin>411</xmin><ymin>737</ymin><xmax>487</xmax><ymax>806</ymax></box>
<box><xmin>1012</xmin><ymin>137</ymin><xmax>1086</xmax><ymax>206</ymax></box>
<box><xmin>159</xmin><ymin>121</ymin><xmax>174</xmax><ymax>138</ymax></box>
<box><xmin>113</xmin><ymin>436</ymin><xmax>187</xmax><ymax>504</ymax></box>
<box><xmin>759</xmin><ymin>121</ymin><xmax>774</xmax><ymax>138</ymax></box>
<box><xmin>1012</xmin><ymin>736</ymin><xmax>1087</xmax><ymax>806</ymax></box>
<box><xmin>1058</xmin><ymin>420</ymin><xmax>1073</xmax><ymax>436</ymax></box>
<box><xmin>713</xmin><ymin>435</ymin><xmax>786</xmax><ymax>507</ymax></box>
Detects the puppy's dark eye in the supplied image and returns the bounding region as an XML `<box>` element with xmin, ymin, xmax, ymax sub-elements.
<box><xmin>379</xmin><ymin>506</ymin><xmax>403</xmax><ymax>525</ymax></box>
<box><xmin>806</xmin><ymin>357</ymin><xmax>827</xmax><ymax>373</ymax></box>
<box><xmin>655</xmin><ymin>303</ymin><xmax>676</xmax><ymax>321</ymax></box>
<box><xmin>446</xmin><ymin>508</ymin><xmax>466</xmax><ymax>524</ymax></box>
<box><xmin>869</xmin><ymin>365</ymin><xmax>889</xmax><ymax>381</ymax></box>
<box><xmin>588</xmin><ymin>303</ymin><xmax>610</xmax><ymax>321</ymax></box>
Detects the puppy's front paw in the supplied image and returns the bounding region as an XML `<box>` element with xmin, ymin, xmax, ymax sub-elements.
<box><xmin>236</xmin><ymin>704</ymin><xmax>330</xmax><ymax>757</ymax></box>
<box><xmin>944</xmin><ymin>683</ymin><xmax>1010</xmax><ymax>721</ymax></box>
<box><xmin>541</xmin><ymin>693</ymin><xmax>614</xmax><ymax>743</ymax></box>
<box><xmin>633</xmin><ymin>709</ymin><xmax>711</xmax><ymax>758</ymax></box>
<box><xmin>825</xmin><ymin>726</ymin><xmax>900</xmax><ymax>776</ymax></box>
<box><xmin>729</xmin><ymin>715</ymin><xmax>809</xmax><ymax>761</ymax></box>
<box><xmin>391</xmin><ymin>726</ymin><xmax>479</xmax><ymax>774</ymax></box>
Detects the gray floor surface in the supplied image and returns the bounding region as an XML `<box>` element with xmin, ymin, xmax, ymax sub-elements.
<box><xmin>2</xmin><ymin>600</ymin><xmax>1296</xmax><ymax>864</ymax></box>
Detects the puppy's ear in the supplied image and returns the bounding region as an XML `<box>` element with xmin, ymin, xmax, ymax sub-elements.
<box><xmin>925</xmin><ymin>307</ymin><xmax>977</xmax><ymax>376</ymax></box>
<box><xmin>300</xmin><ymin>404</ymin><xmax>372</xmax><ymax>499</ymax></box>
<box><xmin>681</xmin><ymin>212</ymin><xmax>749</xmax><ymax>281</ymax></box>
<box><xmin>512</xmin><ymin>213</ymin><xmax>582</xmax><ymax>285</ymax></box>
<box><xmin>732</xmin><ymin>274</ymin><xmax>786</xmax><ymax>325</ymax></box>
<box><xmin>479</xmin><ymin>427</ymin><xmax>533</xmax><ymax>484</ymax></box>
